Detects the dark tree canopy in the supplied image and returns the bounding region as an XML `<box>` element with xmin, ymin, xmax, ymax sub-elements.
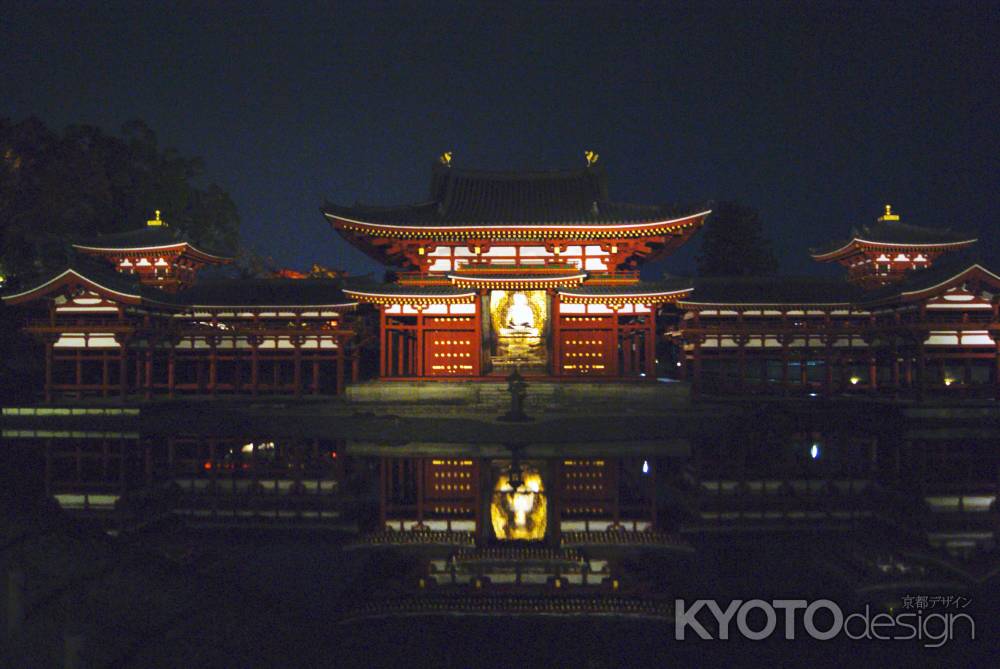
<box><xmin>696</xmin><ymin>201</ymin><xmax>778</xmax><ymax>277</ymax></box>
<box><xmin>0</xmin><ymin>117</ymin><xmax>240</xmax><ymax>281</ymax></box>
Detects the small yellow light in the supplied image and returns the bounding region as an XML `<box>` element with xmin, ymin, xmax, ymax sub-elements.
<box><xmin>944</xmin><ymin>377</ymin><xmax>955</xmax><ymax>387</ymax></box>
<box><xmin>850</xmin><ymin>376</ymin><xmax>861</xmax><ymax>385</ymax></box>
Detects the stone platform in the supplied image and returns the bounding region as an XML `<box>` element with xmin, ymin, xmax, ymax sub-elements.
<box><xmin>344</xmin><ymin>379</ymin><xmax>691</xmax><ymax>415</ymax></box>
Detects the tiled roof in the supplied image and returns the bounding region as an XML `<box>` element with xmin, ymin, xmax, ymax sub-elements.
<box><xmin>73</xmin><ymin>226</ymin><xmax>233</xmax><ymax>259</ymax></box>
<box><xmin>812</xmin><ymin>220</ymin><xmax>976</xmax><ymax>257</ymax></box>
<box><xmin>324</xmin><ymin>162</ymin><xmax>704</xmax><ymax>226</ymax></box>
<box><xmin>560</xmin><ymin>277</ymin><xmax>693</xmax><ymax>296</ymax></box>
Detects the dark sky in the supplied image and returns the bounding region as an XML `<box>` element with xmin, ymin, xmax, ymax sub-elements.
<box><xmin>2</xmin><ymin>1</ymin><xmax>997</xmax><ymax>278</ymax></box>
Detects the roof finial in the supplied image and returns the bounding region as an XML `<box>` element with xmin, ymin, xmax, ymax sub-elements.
<box><xmin>439</xmin><ymin>151</ymin><xmax>452</xmax><ymax>166</ymax></box>
<box><xmin>878</xmin><ymin>204</ymin><xmax>900</xmax><ymax>222</ymax></box>
<box><xmin>584</xmin><ymin>150</ymin><xmax>599</xmax><ymax>167</ymax></box>
<box><xmin>147</xmin><ymin>210</ymin><xmax>167</xmax><ymax>227</ymax></box>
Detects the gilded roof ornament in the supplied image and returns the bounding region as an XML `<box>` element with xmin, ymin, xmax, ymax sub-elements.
<box><xmin>878</xmin><ymin>204</ymin><xmax>900</xmax><ymax>222</ymax></box>
<box><xmin>584</xmin><ymin>150</ymin><xmax>599</xmax><ymax>166</ymax></box>
<box><xmin>439</xmin><ymin>151</ymin><xmax>453</xmax><ymax>166</ymax></box>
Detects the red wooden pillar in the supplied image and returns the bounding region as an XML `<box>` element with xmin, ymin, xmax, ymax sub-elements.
<box><xmin>379</xmin><ymin>309</ymin><xmax>388</xmax><ymax>378</ymax></box>
<box><xmin>868</xmin><ymin>355</ymin><xmax>877</xmax><ymax>390</ymax></box>
<box><xmin>551</xmin><ymin>292</ymin><xmax>562</xmax><ymax>376</ymax></box>
<box><xmin>208</xmin><ymin>346</ymin><xmax>217</xmax><ymax>396</ymax></box>
<box><xmin>415</xmin><ymin>310</ymin><xmax>425</xmax><ymax>377</ymax></box>
<box><xmin>611</xmin><ymin>307</ymin><xmax>621</xmax><ymax>377</ymax></box>
<box><xmin>351</xmin><ymin>350</ymin><xmax>360</xmax><ymax>383</ymax></box>
<box><xmin>644</xmin><ymin>308</ymin><xmax>656</xmax><ymax>378</ymax></box>
<box><xmin>473</xmin><ymin>296</ymin><xmax>483</xmax><ymax>376</ymax></box>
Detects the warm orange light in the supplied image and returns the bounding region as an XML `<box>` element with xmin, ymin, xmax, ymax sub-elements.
<box><xmin>203</xmin><ymin>461</ymin><xmax>212</xmax><ymax>470</ymax></box>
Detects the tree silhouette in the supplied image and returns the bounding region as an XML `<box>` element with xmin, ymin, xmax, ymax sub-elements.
<box><xmin>0</xmin><ymin>117</ymin><xmax>240</xmax><ymax>282</ymax></box>
<box><xmin>696</xmin><ymin>201</ymin><xmax>778</xmax><ymax>277</ymax></box>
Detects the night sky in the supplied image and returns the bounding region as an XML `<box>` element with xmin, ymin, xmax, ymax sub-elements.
<box><xmin>2</xmin><ymin>2</ymin><xmax>997</xmax><ymax>278</ymax></box>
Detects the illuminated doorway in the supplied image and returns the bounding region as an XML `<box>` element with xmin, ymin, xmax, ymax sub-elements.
<box><xmin>487</xmin><ymin>289</ymin><xmax>549</xmax><ymax>374</ymax></box>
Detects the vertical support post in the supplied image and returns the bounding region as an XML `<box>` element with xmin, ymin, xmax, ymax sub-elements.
<box><xmin>552</xmin><ymin>292</ymin><xmax>561</xmax><ymax>377</ymax></box>
<box><xmin>379</xmin><ymin>309</ymin><xmax>387</xmax><ymax>378</ymax></box>
<box><xmin>209</xmin><ymin>345</ymin><xmax>217</xmax><ymax>396</ymax></box>
<box><xmin>645</xmin><ymin>309</ymin><xmax>656</xmax><ymax>378</ymax></box>
<box><xmin>167</xmin><ymin>348</ymin><xmax>176</xmax><ymax>398</ymax></box>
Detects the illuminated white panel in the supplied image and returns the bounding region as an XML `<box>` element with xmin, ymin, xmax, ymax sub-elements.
<box><xmin>300</xmin><ymin>311</ymin><xmax>319</xmax><ymax>317</ymax></box>
<box><xmin>563</xmin><ymin>245</ymin><xmax>582</xmax><ymax>255</ymax></box>
<box><xmin>84</xmin><ymin>336</ymin><xmax>120</xmax><ymax>348</ymax></box>
<box><xmin>120</xmin><ymin>259</ymin><xmax>133</xmax><ymax>267</ymax></box>
<box><xmin>57</xmin><ymin>306</ymin><xmax>119</xmax><ymax>313</ymax></box>
<box><xmin>452</xmin><ymin>247</ymin><xmax>475</xmax><ymax>257</ymax></box>
<box><xmin>926</xmin><ymin>334</ymin><xmax>960</xmax><ymax>346</ymax></box>
<box><xmin>401</xmin><ymin>305</ymin><xmax>420</xmax><ymax>314</ymax></box>
<box><xmin>942</xmin><ymin>294</ymin><xmax>975</xmax><ymax>301</ymax></box>
<box><xmin>876</xmin><ymin>254</ymin><xmax>891</xmax><ymax>262</ymax></box>
<box><xmin>786</xmin><ymin>310</ymin><xmax>805</xmax><ymax>315</ymax></box>
<box><xmin>787</xmin><ymin>338</ymin><xmax>808</xmax><ymax>348</ymax></box>
<box><xmin>449</xmin><ymin>303</ymin><xmax>477</xmax><ymax>315</ymax></box>
<box><xmin>482</xmin><ymin>246</ymin><xmax>516</xmax><ymax>257</ymax></box>
<box><xmin>386</xmin><ymin>305</ymin><xmax>402</xmax><ymax>314</ymax></box>
<box><xmin>893</xmin><ymin>253</ymin><xmax>909</xmax><ymax>262</ymax></box>
<box><xmin>136</xmin><ymin>258</ymin><xmax>151</xmax><ymax>266</ymax></box>
<box><xmin>428</xmin><ymin>259</ymin><xmax>452</xmax><ymax>272</ymax></box>
<box><xmin>585</xmin><ymin>245</ymin><xmax>605</xmax><ymax>255</ymax></box>
<box><xmin>961</xmin><ymin>333</ymin><xmax>995</xmax><ymax>346</ymax></box>
<box><xmin>53</xmin><ymin>336</ymin><xmax>87</xmax><ymax>348</ymax></box>
<box><xmin>154</xmin><ymin>258</ymin><xmax>169</xmax><ymax>266</ymax></box>
<box><xmin>559</xmin><ymin>303</ymin><xmax>586</xmax><ymax>313</ymax></box>
<box><xmin>763</xmin><ymin>310</ymin><xmax>782</xmax><ymax>316</ymax></box>
<box><xmin>518</xmin><ymin>246</ymin><xmax>553</xmax><ymax>257</ymax></box>
<box><xmin>586</xmin><ymin>304</ymin><xmax>613</xmax><ymax>314</ymax></box>
<box><xmin>913</xmin><ymin>254</ymin><xmax>927</xmax><ymax>262</ymax></box>
<box><xmin>634</xmin><ymin>304</ymin><xmax>650</xmax><ymax>313</ymax></box>
<box><xmin>616</xmin><ymin>304</ymin><xmax>634</xmax><ymax>314</ymax></box>
<box><xmin>584</xmin><ymin>257</ymin><xmax>608</xmax><ymax>271</ymax></box>
<box><xmin>422</xmin><ymin>304</ymin><xmax>448</xmax><ymax>314</ymax></box>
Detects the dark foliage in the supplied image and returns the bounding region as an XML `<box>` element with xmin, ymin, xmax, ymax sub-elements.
<box><xmin>696</xmin><ymin>201</ymin><xmax>778</xmax><ymax>277</ymax></box>
<box><xmin>0</xmin><ymin>117</ymin><xmax>240</xmax><ymax>283</ymax></box>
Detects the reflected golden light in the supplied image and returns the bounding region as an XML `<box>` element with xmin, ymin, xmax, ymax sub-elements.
<box><xmin>491</xmin><ymin>468</ymin><xmax>547</xmax><ymax>541</ymax></box>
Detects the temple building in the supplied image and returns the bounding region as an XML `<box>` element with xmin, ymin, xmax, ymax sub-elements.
<box><xmin>2</xmin><ymin>213</ymin><xmax>358</xmax><ymax>401</ymax></box>
<box><xmin>325</xmin><ymin>153</ymin><xmax>709</xmax><ymax>379</ymax></box>
<box><xmin>669</xmin><ymin>207</ymin><xmax>1000</xmax><ymax>398</ymax></box>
